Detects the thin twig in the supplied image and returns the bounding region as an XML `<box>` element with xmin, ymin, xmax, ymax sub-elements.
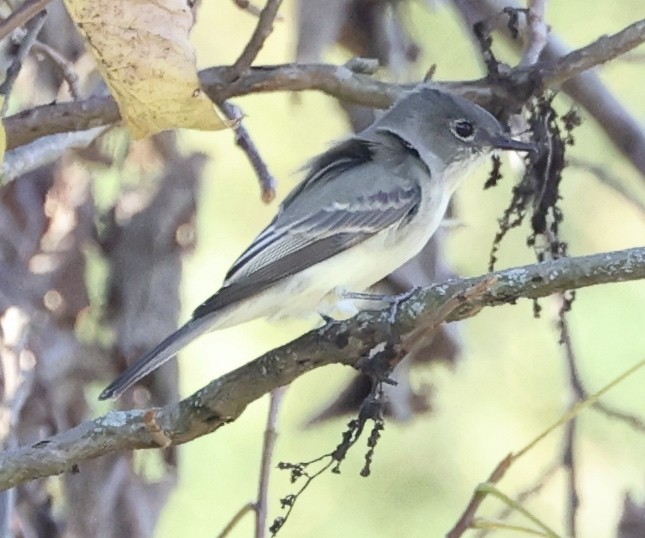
<box><xmin>568</xmin><ymin>157</ymin><xmax>645</xmax><ymax>216</ymax></box>
<box><xmin>0</xmin><ymin>9</ymin><xmax>47</xmax><ymax>116</ymax></box>
<box><xmin>559</xmin><ymin>302</ymin><xmax>585</xmax><ymax>400</ymax></box>
<box><xmin>31</xmin><ymin>40</ymin><xmax>81</xmax><ymax>100</ymax></box>
<box><xmin>255</xmin><ymin>387</ymin><xmax>286</xmax><ymax>538</ymax></box>
<box><xmin>558</xmin><ymin>291</ymin><xmax>645</xmax><ymax>434</ymax></box>
<box><xmin>475</xmin><ymin>462</ymin><xmax>560</xmax><ymax>537</ymax></box>
<box><xmin>558</xmin><ymin>299</ymin><xmax>581</xmax><ymax>537</ymax></box>
<box><xmin>230</xmin><ymin>0</ymin><xmax>283</xmax><ymax>79</ymax></box>
<box><xmin>563</xmin><ymin>418</ymin><xmax>579</xmax><ymax>537</ymax></box>
<box><xmin>216</xmin><ymin>502</ymin><xmax>255</xmax><ymax>538</ymax></box>
<box><xmin>0</xmin><ymin>0</ymin><xmax>51</xmax><ymax>41</ymax></box>
<box><xmin>592</xmin><ymin>401</ymin><xmax>645</xmax><ymax>432</ymax></box>
<box><xmin>521</xmin><ymin>0</ymin><xmax>549</xmax><ymax>65</ymax></box>
<box><xmin>451</xmin><ymin>355</ymin><xmax>645</xmax><ymax>537</ymax></box>
<box><xmin>446</xmin><ymin>455</ymin><xmax>514</xmax><ymax>538</ymax></box>
<box><xmin>219</xmin><ymin>101</ymin><xmax>277</xmax><ymax>203</ymax></box>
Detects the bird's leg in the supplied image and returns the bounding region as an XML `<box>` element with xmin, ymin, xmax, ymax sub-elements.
<box><xmin>344</xmin><ymin>288</ymin><xmax>419</xmax><ymax>323</ymax></box>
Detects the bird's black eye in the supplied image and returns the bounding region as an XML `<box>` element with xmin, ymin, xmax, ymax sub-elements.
<box><xmin>452</xmin><ymin>120</ymin><xmax>474</xmax><ymax>140</ymax></box>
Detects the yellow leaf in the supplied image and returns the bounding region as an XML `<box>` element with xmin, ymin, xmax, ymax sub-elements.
<box><xmin>64</xmin><ymin>0</ymin><xmax>227</xmax><ymax>138</ymax></box>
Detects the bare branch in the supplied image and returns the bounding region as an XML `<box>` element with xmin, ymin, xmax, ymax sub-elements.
<box><xmin>4</xmin><ymin>18</ymin><xmax>644</xmax><ymax>155</ymax></box>
<box><xmin>0</xmin><ymin>307</ymin><xmax>35</xmax><ymax>536</ymax></box>
<box><xmin>0</xmin><ymin>0</ymin><xmax>51</xmax><ymax>41</ymax></box>
<box><xmin>1</xmin><ymin>126</ymin><xmax>109</xmax><ymax>184</ymax></box>
<box><xmin>567</xmin><ymin>157</ymin><xmax>645</xmax><ymax>216</ymax></box>
<box><xmin>592</xmin><ymin>402</ymin><xmax>645</xmax><ymax>432</ymax></box>
<box><xmin>31</xmin><ymin>40</ymin><xmax>82</xmax><ymax>100</ymax></box>
<box><xmin>0</xmin><ymin>246</ymin><xmax>642</xmax><ymax>491</ymax></box>
<box><xmin>4</xmin><ymin>95</ymin><xmax>120</xmax><ymax>151</ymax></box>
<box><xmin>219</xmin><ymin>101</ymin><xmax>277</xmax><ymax>203</ymax></box>
<box><xmin>217</xmin><ymin>503</ymin><xmax>255</xmax><ymax>538</ymax></box>
<box><xmin>230</xmin><ymin>0</ymin><xmax>283</xmax><ymax>80</ymax></box>
<box><xmin>540</xmin><ymin>18</ymin><xmax>645</xmax><ymax>87</ymax></box>
<box><xmin>560</xmin><ymin>309</ymin><xmax>581</xmax><ymax>537</ymax></box>
<box><xmin>475</xmin><ymin>463</ymin><xmax>560</xmax><ymax>538</ymax></box>
<box><xmin>452</xmin><ymin>0</ymin><xmax>645</xmax><ymax>177</ymax></box>
<box><xmin>447</xmin><ymin>456</ymin><xmax>514</xmax><ymax>538</ymax></box>
<box><xmin>0</xmin><ymin>10</ymin><xmax>47</xmax><ymax>116</ymax></box>
<box><xmin>255</xmin><ymin>387</ymin><xmax>286</xmax><ymax>537</ymax></box>
<box><xmin>520</xmin><ymin>0</ymin><xmax>549</xmax><ymax>65</ymax></box>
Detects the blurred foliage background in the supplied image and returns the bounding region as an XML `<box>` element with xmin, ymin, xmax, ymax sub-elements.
<box><xmin>92</xmin><ymin>0</ymin><xmax>645</xmax><ymax>536</ymax></box>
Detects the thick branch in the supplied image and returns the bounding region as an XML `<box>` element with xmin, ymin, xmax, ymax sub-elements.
<box><xmin>0</xmin><ymin>247</ymin><xmax>642</xmax><ymax>491</ymax></box>
<box><xmin>5</xmin><ymin>96</ymin><xmax>120</xmax><ymax>151</ymax></box>
<box><xmin>4</xmin><ymin>18</ymin><xmax>644</xmax><ymax>151</ymax></box>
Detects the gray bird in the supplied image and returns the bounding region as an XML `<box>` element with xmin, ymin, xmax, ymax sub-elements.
<box><xmin>100</xmin><ymin>86</ymin><xmax>534</xmax><ymax>400</ymax></box>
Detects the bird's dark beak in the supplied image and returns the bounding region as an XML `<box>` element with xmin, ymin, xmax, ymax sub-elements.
<box><xmin>489</xmin><ymin>134</ymin><xmax>537</xmax><ymax>153</ymax></box>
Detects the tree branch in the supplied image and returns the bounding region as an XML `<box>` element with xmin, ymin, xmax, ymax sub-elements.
<box><xmin>520</xmin><ymin>0</ymin><xmax>549</xmax><ymax>66</ymax></box>
<box><xmin>452</xmin><ymin>1</ymin><xmax>645</xmax><ymax>177</ymax></box>
<box><xmin>0</xmin><ymin>0</ymin><xmax>52</xmax><ymax>41</ymax></box>
<box><xmin>230</xmin><ymin>0</ymin><xmax>283</xmax><ymax>79</ymax></box>
<box><xmin>0</xmin><ymin>246</ymin><xmax>643</xmax><ymax>491</ymax></box>
<box><xmin>539</xmin><ymin>17</ymin><xmax>645</xmax><ymax>88</ymax></box>
<box><xmin>218</xmin><ymin>100</ymin><xmax>277</xmax><ymax>203</ymax></box>
<box><xmin>4</xmin><ymin>18</ymin><xmax>644</xmax><ymax>152</ymax></box>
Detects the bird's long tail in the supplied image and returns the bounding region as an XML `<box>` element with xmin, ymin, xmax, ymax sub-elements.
<box><xmin>99</xmin><ymin>316</ymin><xmax>214</xmax><ymax>400</ymax></box>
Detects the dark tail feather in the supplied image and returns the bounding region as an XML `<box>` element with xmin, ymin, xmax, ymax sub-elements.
<box><xmin>99</xmin><ymin>317</ymin><xmax>213</xmax><ymax>400</ymax></box>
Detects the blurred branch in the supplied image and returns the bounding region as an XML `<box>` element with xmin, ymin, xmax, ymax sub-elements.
<box><xmin>559</xmin><ymin>307</ymin><xmax>582</xmax><ymax>538</ymax></box>
<box><xmin>0</xmin><ymin>10</ymin><xmax>47</xmax><ymax>116</ymax></box>
<box><xmin>448</xmin><ymin>456</ymin><xmax>514</xmax><ymax>538</ymax></box>
<box><xmin>217</xmin><ymin>503</ymin><xmax>255</xmax><ymax>538</ymax></box>
<box><xmin>475</xmin><ymin>462</ymin><xmax>560</xmax><ymax>538</ymax></box>
<box><xmin>0</xmin><ymin>0</ymin><xmax>51</xmax><ymax>41</ymax></box>
<box><xmin>0</xmin><ymin>246</ymin><xmax>643</xmax><ymax>491</ymax></box>
<box><xmin>520</xmin><ymin>0</ymin><xmax>549</xmax><ymax>65</ymax></box>
<box><xmin>255</xmin><ymin>387</ymin><xmax>286</xmax><ymax>537</ymax></box>
<box><xmin>4</xmin><ymin>16</ymin><xmax>644</xmax><ymax>167</ymax></box>
<box><xmin>450</xmin><ymin>353</ymin><xmax>645</xmax><ymax>537</ymax></box>
<box><xmin>568</xmin><ymin>157</ymin><xmax>645</xmax><ymax>216</ymax></box>
<box><xmin>0</xmin><ymin>307</ymin><xmax>34</xmax><ymax>537</ymax></box>
<box><xmin>1</xmin><ymin>126</ymin><xmax>109</xmax><ymax>184</ymax></box>
<box><xmin>31</xmin><ymin>40</ymin><xmax>81</xmax><ymax>100</ymax></box>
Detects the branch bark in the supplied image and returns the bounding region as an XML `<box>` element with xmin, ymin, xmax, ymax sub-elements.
<box><xmin>0</xmin><ymin>246</ymin><xmax>642</xmax><ymax>491</ymax></box>
<box><xmin>4</xmin><ymin>18</ymin><xmax>644</xmax><ymax>152</ymax></box>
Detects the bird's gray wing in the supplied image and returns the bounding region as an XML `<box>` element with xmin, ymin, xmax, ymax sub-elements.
<box><xmin>192</xmin><ymin>137</ymin><xmax>423</xmax><ymax>319</ymax></box>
